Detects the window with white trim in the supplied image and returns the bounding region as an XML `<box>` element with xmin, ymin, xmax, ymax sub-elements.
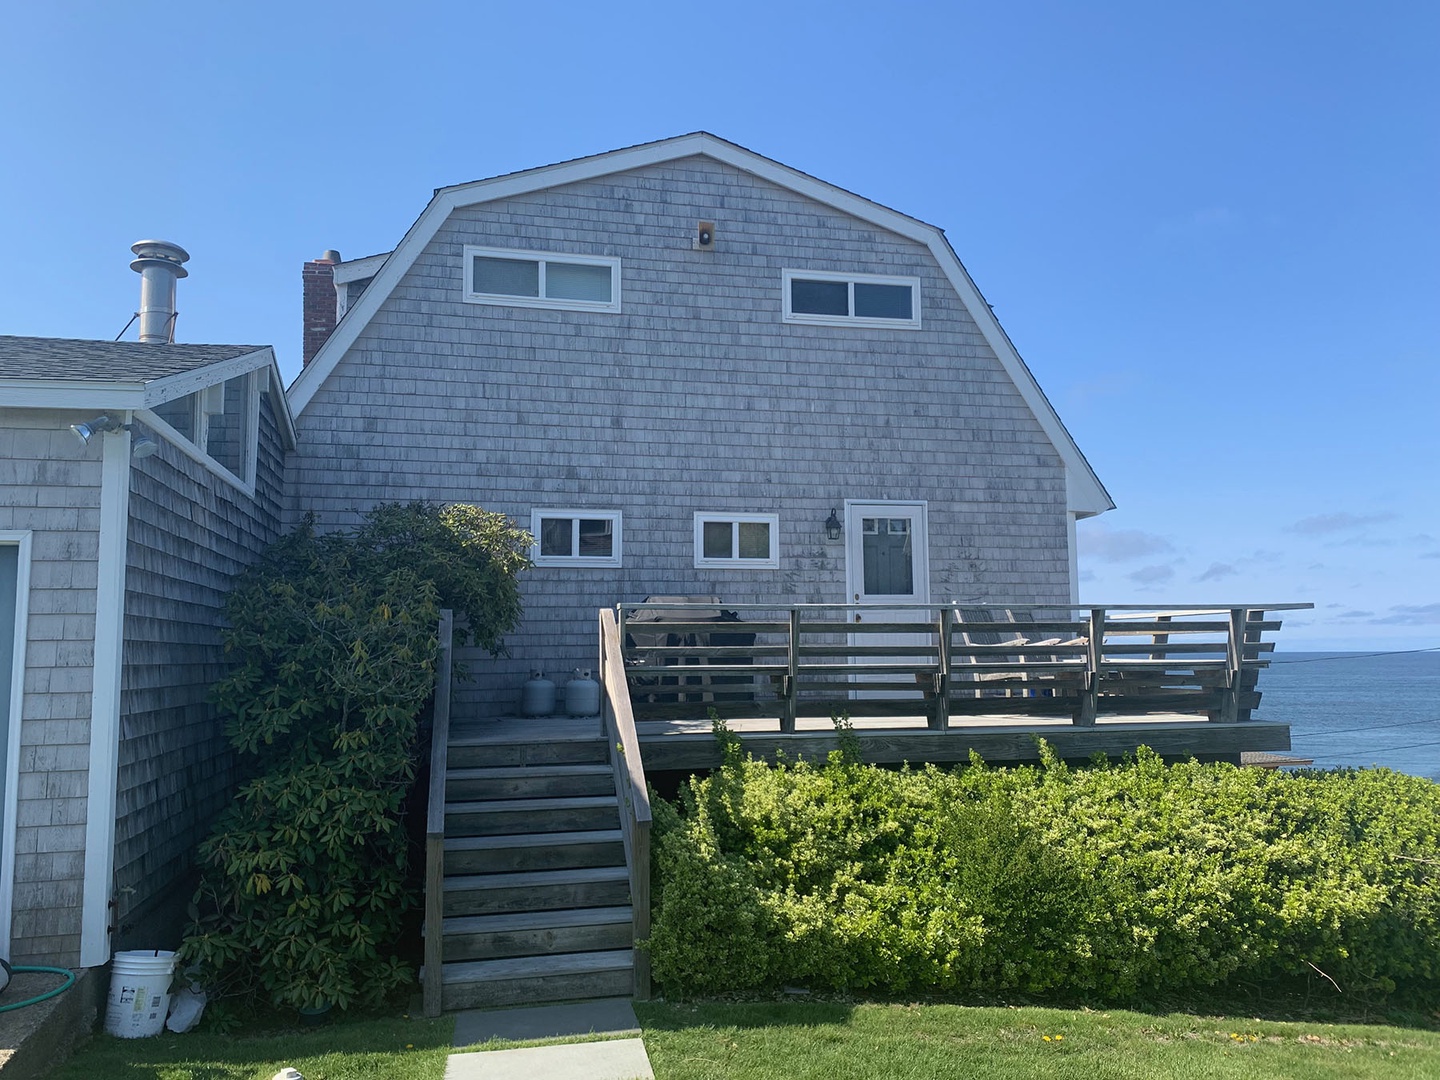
<box><xmin>782</xmin><ymin>269</ymin><xmax>921</xmax><ymax>329</ymax></box>
<box><xmin>531</xmin><ymin>509</ymin><xmax>623</xmax><ymax>567</ymax></box>
<box><xmin>693</xmin><ymin>513</ymin><xmax>779</xmax><ymax>569</ymax></box>
<box><xmin>144</xmin><ymin>370</ymin><xmax>260</xmax><ymax>489</ymax></box>
<box><xmin>465</xmin><ymin>246</ymin><xmax>621</xmax><ymax>313</ymax></box>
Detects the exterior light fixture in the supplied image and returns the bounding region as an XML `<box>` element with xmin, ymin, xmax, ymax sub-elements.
<box><xmin>824</xmin><ymin>508</ymin><xmax>843</xmax><ymax>541</ymax></box>
<box><xmin>69</xmin><ymin>414</ymin><xmax>159</xmax><ymax>459</ymax></box>
<box><xmin>69</xmin><ymin>414</ymin><xmax>124</xmax><ymax>445</ymax></box>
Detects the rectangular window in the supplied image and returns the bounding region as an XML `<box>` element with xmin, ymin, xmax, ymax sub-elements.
<box><xmin>141</xmin><ymin>369</ymin><xmax>260</xmax><ymax>492</ymax></box>
<box><xmin>465</xmin><ymin>246</ymin><xmax>621</xmax><ymax>313</ymax></box>
<box><xmin>531</xmin><ymin>509</ymin><xmax>623</xmax><ymax>567</ymax></box>
<box><xmin>782</xmin><ymin>269</ymin><xmax>921</xmax><ymax>329</ymax></box>
<box><xmin>693</xmin><ymin>513</ymin><xmax>779</xmax><ymax>569</ymax></box>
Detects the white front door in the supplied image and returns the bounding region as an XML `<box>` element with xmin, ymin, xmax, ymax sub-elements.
<box><xmin>844</xmin><ymin>502</ymin><xmax>930</xmax><ymax>697</ymax></box>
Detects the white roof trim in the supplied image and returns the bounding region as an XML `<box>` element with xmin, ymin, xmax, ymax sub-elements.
<box><xmin>333</xmin><ymin>251</ymin><xmax>390</xmax><ymax>284</ymax></box>
<box><xmin>3</xmin><ymin>346</ymin><xmax>297</xmax><ymax>449</ymax></box>
<box><xmin>287</xmin><ymin>132</ymin><xmax>1111</xmax><ymax>514</ymax></box>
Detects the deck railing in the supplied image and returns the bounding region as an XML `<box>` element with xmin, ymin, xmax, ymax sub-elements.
<box><xmin>422</xmin><ymin>609</ymin><xmax>454</xmax><ymax>1019</ymax></box>
<box><xmin>598</xmin><ymin>608</ymin><xmax>653</xmax><ymax>1000</ymax></box>
<box><xmin>618</xmin><ymin>602</ymin><xmax>1311</xmax><ymax>731</ymax></box>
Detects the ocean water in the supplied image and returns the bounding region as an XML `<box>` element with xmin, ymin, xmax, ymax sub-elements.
<box><xmin>1253</xmin><ymin>650</ymin><xmax>1440</xmax><ymax>782</ymax></box>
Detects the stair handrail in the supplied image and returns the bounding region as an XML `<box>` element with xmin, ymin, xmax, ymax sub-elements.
<box><xmin>599</xmin><ymin>607</ymin><xmax>653</xmax><ymax>1000</ymax></box>
<box><xmin>423</xmin><ymin>608</ymin><xmax>454</xmax><ymax>1018</ymax></box>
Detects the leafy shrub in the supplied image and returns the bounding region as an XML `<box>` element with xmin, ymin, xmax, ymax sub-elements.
<box><xmin>179</xmin><ymin>503</ymin><xmax>530</xmax><ymax>1011</ymax></box>
<box><xmin>648</xmin><ymin>738</ymin><xmax>1440</xmax><ymax>1005</ymax></box>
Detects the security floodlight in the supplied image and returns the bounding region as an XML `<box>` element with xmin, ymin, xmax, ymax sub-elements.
<box><xmin>69</xmin><ymin>415</ymin><xmax>123</xmax><ymax>445</ymax></box>
<box><xmin>131</xmin><ymin>435</ymin><xmax>160</xmax><ymax>459</ymax></box>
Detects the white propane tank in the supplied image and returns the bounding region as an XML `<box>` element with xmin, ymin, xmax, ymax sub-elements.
<box><xmin>521</xmin><ymin>671</ymin><xmax>556</xmax><ymax>716</ymax></box>
<box><xmin>565</xmin><ymin>669</ymin><xmax>600</xmax><ymax>716</ymax></box>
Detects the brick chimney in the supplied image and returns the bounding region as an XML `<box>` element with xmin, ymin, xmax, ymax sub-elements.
<box><xmin>302</xmin><ymin>250</ymin><xmax>342</xmax><ymax>367</ymax></box>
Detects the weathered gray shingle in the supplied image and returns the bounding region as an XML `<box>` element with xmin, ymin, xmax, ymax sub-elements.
<box><xmin>0</xmin><ymin>336</ymin><xmax>263</xmax><ymax>382</ymax></box>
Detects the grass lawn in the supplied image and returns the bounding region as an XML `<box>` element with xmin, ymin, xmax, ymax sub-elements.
<box><xmin>45</xmin><ymin>998</ymin><xmax>1440</xmax><ymax>1078</ymax></box>
<box><xmin>635</xmin><ymin>1000</ymin><xmax>1440</xmax><ymax>1080</ymax></box>
<box><xmin>46</xmin><ymin>1012</ymin><xmax>453</xmax><ymax>1080</ymax></box>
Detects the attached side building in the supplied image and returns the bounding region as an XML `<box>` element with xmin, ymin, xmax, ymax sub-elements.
<box><xmin>286</xmin><ymin>133</ymin><xmax>1113</xmax><ymax>716</ymax></box>
<box><xmin>0</xmin><ymin>336</ymin><xmax>292</xmax><ymax>965</ymax></box>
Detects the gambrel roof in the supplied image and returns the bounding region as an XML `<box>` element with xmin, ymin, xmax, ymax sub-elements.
<box><xmin>287</xmin><ymin>132</ymin><xmax>1113</xmax><ymax>516</ymax></box>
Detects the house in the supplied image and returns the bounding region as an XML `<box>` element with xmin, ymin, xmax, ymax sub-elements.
<box><xmin>0</xmin><ymin>241</ymin><xmax>293</xmax><ymax>968</ymax></box>
<box><xmin>287</xmin><ymin>132</ymin><xmax>1115</xmax><ymax>716</ymax></box>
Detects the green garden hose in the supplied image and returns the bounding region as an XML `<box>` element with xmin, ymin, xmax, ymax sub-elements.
<box><xmin>0</xmin><ymin>964</ymin><xmax>76</xmax><ymax>1013</ymax></box>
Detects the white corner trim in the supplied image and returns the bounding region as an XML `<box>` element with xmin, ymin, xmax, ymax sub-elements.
<box><xmin>283</xmin><ymin>133</ymin><xmax>1113</xmax><ymax>516</ymax></box>
<box><xmin>1067</xmin><ymin>512</ymin><xmax>1080</xmax><ymax>606</ymax></box>
<box><xmin>0</xmin><ymin>530</ymin><xmax>33</xmax><ymax>962</ymax></box>
<box><xmin>80</xmin><ymin>425</ymin><xmax>132</xmax><ymax>966</ymax></box>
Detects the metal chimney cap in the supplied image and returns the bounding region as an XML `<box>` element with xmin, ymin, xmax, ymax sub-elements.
<box><xmin>320</xmin><ymin>249</ymin><xmax>342</xmax><ymax>264</ymax></box>
<box><xmin>130</xmin><ymin>239</ymin><xmax>190</xmax><ymax>279</ymax></box>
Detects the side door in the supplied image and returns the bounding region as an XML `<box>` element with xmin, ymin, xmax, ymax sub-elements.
<box><xmin>844</xmin><ymin>502</ymin><xmax>930</xmax><ymax>698</ymax></box>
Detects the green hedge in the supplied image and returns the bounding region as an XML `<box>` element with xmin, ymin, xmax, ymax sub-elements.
<box><xmin>648</xmin><ymin>736</ymin><xmax>1440</xmax><ymax>1004</ymax></box>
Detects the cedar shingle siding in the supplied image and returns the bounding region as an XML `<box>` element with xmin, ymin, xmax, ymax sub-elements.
<box><xmin>1</xmin><ymin>410</ymin><xmax>104</xmax><ymax>963</ymax></box>
<box><xmin>287</xmin><ymin>156</ymin><xmax>1071</xmax><ymax>716</ymax></box>
<box><xmin>114</xmin><ymin>394</ymin><xmax>285</xmax><ymax>939</ymax></box>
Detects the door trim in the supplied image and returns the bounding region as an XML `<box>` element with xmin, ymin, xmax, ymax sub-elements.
<box><xmin>0</xmin><ymin>531</ymin><xmax>33</xmax><ymax>963</ymax></box>
<box><xmin>843</xmin><ymin>500</ymin><xmax>930</xmax><ymax>606</ymax></box>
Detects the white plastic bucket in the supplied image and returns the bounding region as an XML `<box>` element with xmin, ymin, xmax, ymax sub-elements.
<box><xmin>104</xmin><ymin>949</ymin><xmax>178</xmax><ymax>1038</ymax></box>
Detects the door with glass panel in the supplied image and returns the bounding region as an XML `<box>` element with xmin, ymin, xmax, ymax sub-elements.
<box><xmin>844</xmin><ymin>502</ymin><xmax>930</xmax><ymax>698</ymax></box>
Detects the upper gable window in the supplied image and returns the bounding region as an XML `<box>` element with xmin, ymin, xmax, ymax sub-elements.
<box><xmin>464</xmin><ymin>246</ymin><xmax>621</xmax><ymax>313</ymax></box>
<box><xmin>143</xmin><ymin>370</ymin><xmax>260</xmax><ymax>492</ymax></box>
<box><xmin>782</xmin><ymin>270</ymin><xmax>921</xmax><ymax>329</ymax></box>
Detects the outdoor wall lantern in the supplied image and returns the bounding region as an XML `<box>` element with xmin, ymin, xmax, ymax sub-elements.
<box><xmin>824</xmin><ymin>508</ymin><xmax>843</xmax><ymax>541</ymax></box>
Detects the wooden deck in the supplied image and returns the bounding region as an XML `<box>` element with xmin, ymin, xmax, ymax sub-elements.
<box><xmin>452</xmin><ymin>712</ymin><xmax>1291</xmax><ymax>773</ymax></box>
<box><xmin>605</xmin><ymin>601</ymin><xmax>1306</xmax><ymax>769</ymax></box>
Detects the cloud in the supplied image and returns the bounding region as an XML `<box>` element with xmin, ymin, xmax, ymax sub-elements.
<box><xmin>1128</xmin><ymin>564</ymin><xmax>1175</xmax><ymax>586</ymax></box>
<box><xmin>1422</xmin><ymin>552</ymin><xmax>1440</xmax><ymax>560</ymax></box>
<box><xmin>1286</xmin><ymin>511</ymin><xmax>1398</xmax><ymax>535</ymax></box>
<box><xmin>1195</xmin><ymin>562</ymin><xmax>1237</xmax><ymax>582</ymax></box>
<box><xmin>1336</xmin><ymin>610</ymin><xmax>1374</xmax><ymax>619</ymax></box>
<box><xmin>1370</xmin><ymin>603</ymin><xmax>1440</xmax><ymax>626</ymax></box>
<box><xmin>1079</xmin><ymin>527</ymin><xmax>1174</xmax><ymax>563</ymax></box>
<box><xmin>1078</xmin><ymin>569</ymin><xmax>1096</xmax><ymax>582</ymax></box>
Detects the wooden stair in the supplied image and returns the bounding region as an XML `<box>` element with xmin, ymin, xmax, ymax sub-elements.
<box><xmin>430</xmin><ymin>720</ymin><xmax>635</xmax><ymax>1010</ymax></box>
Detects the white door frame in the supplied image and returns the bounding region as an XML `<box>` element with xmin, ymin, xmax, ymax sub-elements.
<box><xmin>843</xmin><ymin>500</ymin><xmax>930</xmax><ymax>607</ymax></box>
<box><xmin>0</xmin><ymin>531</ymin><xmax>33</xmax><ymax>963</ymax></box>
<box><xmin>843</xmin><ymin>501</ymin><xmax>930</xmax><ymax>700</ymax></box>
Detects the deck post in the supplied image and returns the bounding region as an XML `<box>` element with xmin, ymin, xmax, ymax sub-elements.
<box><xmin>1077</xmin><ymin>607</ymin><xmax>1104</xmax><ymax>726</ymax></box>
<box><xmin>933</xmin><ymin>607</ymin><xmax>952</xmax><ymax>730</ymax></box>
<box><xmin>1238</xmin><ymin>609</ymin><xmax>1264</xmax><ymax>721</ymax></box>
<box><xmin>781</xmin><ymin>607</ymin><xmax>799</xmax><ymax>733</ymax></box>
<box><xmin>1219</xmin><ymin>607</ymin><xmax>1248</xmax><ymax>723</ymax></box>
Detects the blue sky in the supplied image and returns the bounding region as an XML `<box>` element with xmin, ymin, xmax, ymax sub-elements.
<box><xmin>2</xmin><ymin>1</ymin><xmax>1435</xmax><ymax>649</ymax></box>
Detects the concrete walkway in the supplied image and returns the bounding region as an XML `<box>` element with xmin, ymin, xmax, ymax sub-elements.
<box><xmin>446</xmin><ymin>998</ymin><xmax>652</xmax><ymax>1080</ymax></box>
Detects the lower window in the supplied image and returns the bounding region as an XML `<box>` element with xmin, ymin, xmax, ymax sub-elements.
<box><xmin>531</xmin><ymin>509</ymin><xmax>622</xmax><ymax>567</ymax></box>
<box><xmin>693</xmin><ymin>513</ymin><xmax>779</xmax><ymax>569</ymax></box>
